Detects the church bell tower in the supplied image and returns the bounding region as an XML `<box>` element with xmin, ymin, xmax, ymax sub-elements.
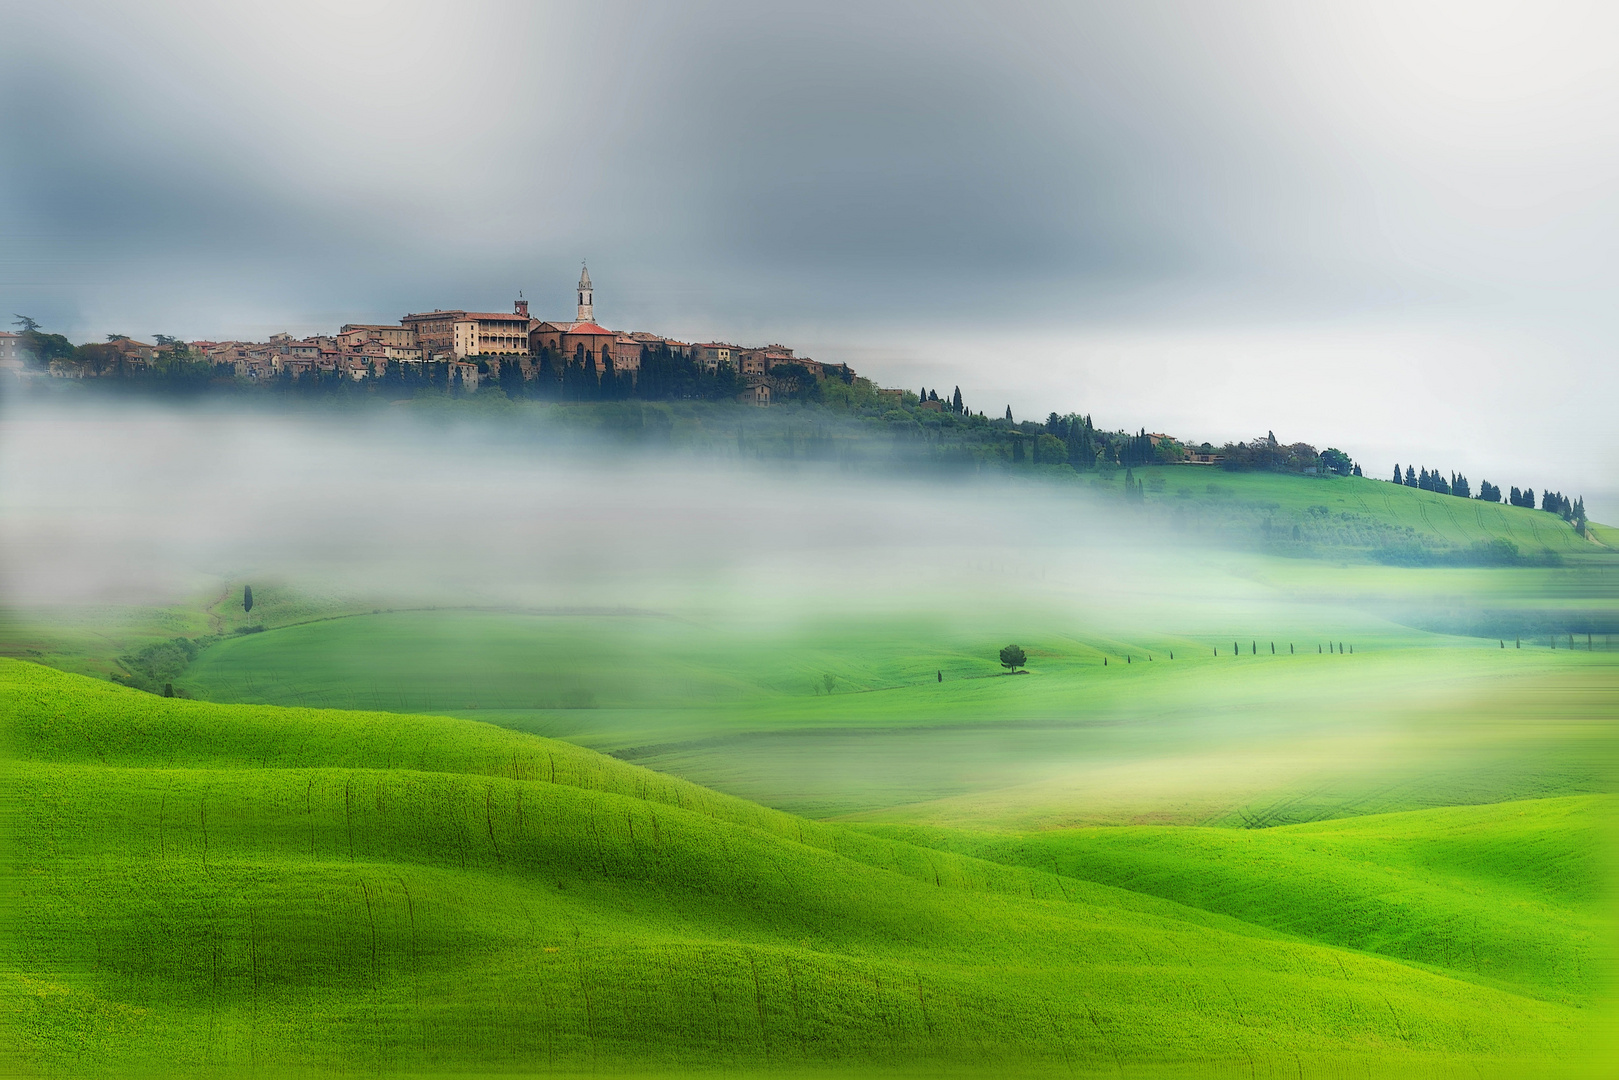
<box><xmin>576</xmin><ymin>264</ymin><xmax>594</xmax><ymax>323</ymax></box>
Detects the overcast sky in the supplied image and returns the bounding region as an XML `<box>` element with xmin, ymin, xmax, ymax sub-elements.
<box><xmin>3</xmin><ymin>1</ymin><xmax>1616</xmax><ymax>515</ymax></box>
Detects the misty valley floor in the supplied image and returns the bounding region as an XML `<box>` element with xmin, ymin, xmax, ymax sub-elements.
<box><xmin>176</xmin><ymin>605</ymin><xmax>1617</xmax><ymax>828</ymax></box>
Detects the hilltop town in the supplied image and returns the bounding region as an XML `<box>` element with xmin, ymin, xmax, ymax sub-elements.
<box><xmin>0</xmin><ymin>276</ymin><xmax>1592</xmax><ymax>529</ymax></box>
<box><xmin>2</xmin><ymin>267</ymin><xmax>851</xmax><ymax>407</ymax></box>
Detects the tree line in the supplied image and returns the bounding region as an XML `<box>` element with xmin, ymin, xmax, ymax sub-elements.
<box><xmin>1393</xmin><ymin>463</ymin><xmax>1587</xmax><ymax>531</ymax></box>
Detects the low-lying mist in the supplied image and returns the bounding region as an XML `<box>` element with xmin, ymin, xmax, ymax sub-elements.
<box><xmin>0</xmin><ymin>400</ymin><xmax>1309</xmax><ymax>640</ymax></box>
<box><xmin>5</xmin><ymin>399</ymin><xmax>1609</xmax><ymax>829</ymax></box>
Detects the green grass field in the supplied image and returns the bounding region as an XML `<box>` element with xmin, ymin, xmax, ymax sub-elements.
<box><xmin>170</xmin><ymin>606</ymin><xmax>1617</xmax><ymax>828</ymax></box>
<box><xmin>1116</xmin><ymin>468</ymin><xmax>1607</xmax><ymax>561</ymax></box>
<box><xmin>4</xmin><ymin>660</ymin><xmax>1613</xmax><ymax>1078</ymax></box>
<box><xmin>4</xmin><ymin>468</ymin><xmax>1617</xmax><ymax>1077</ymax></box>
<box><xmin>861</xmin><ymin>796</ymin><xmax>1616</xmax><ymax>1005</ymax></box>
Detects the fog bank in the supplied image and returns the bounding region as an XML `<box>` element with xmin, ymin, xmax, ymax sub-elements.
<box><xmin>0</xmin><ymin>402</ymin><xmax>1306</xmax><ymax>639</ymax></box>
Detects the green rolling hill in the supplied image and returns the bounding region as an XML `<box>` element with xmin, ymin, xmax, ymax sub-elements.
<box><xmin>1119</xmin><ymin>468</ymin><xmax>1605</xmax><ymax>560</ymax></box>
<box><xmin>861</xmin><ymin>796</ymin><xmax>1616</xmax><ymax>1006</ymax></box>
<box><xmin>3</xmin><ymin>659</ymin><xmax>1608</xmax><ymax>1077</ymax></box>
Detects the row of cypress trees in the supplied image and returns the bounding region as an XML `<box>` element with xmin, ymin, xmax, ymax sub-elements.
<box><xmin>1394</xmin><ymin>464</ymin><xmax>1587</xmax><ymax>529</ymax></box>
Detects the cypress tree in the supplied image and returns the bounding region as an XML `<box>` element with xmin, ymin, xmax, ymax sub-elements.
<box><xmin>1406</xmin><ymin>466</ymin><xmax>1416</xmax><ymax>485</ymax></box>
<box><xmin>1005</xmin><ymin>406</ymin><xmax>1013</xmax><ymax>422</ymax></box>
<box><xmin>243</xmin><ymin>585</ymin><xmax>253</xmax><ymax>613</ymax></box>
<box><xmin>952</xmin><ymin>386</ymin><xmax>963</xmax><ymax>414</ymax></box>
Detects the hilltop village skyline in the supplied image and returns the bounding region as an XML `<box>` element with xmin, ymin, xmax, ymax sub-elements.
<box><xmin>1</xmin><ymin>267</ymin><xmax>852</xmax><ymax>407</ymax></box>
<box><xmin>0</xmin><ymin>273</ymin><xmax>1596</xmax><ymax>526</ymax></box>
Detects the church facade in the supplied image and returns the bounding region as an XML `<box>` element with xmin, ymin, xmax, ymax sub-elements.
<box><xmin>529</xmin><ymin>266</ymin><xmax>640</xmax><ymax>374</ymax></box>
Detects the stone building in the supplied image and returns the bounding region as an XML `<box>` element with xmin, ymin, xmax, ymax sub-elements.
<box><xmin>608</xmin><ymin>336</ymin><xmax>643</xmax><ymax>374</ymax></box>
<box><xmin>106</xmin><ymin>337</ymin><xmax>157</xmax><ymax>364</ymax></box>
<box><xmin>0</xmin><ymin>331</ymin><xmax>21</xmax><ymax>371</ymax></box>
<box><xmin>402</xmin><ymin>303</ymin><xmax>531</xmax><ymax>360</ymax></box>
<box><xmin>338</xmin><ymin>324</ymin><xmax>418</xmax><ymax>349</ymax></box>
<box><xmin>691</xmin><ymin>343</ymin><xmax>736</xmax><ymax>372</ymax></box>
<box><xmin>399</xmin><ymin>311</ymin><xmax>465</xmax><ymax>357</ymax></box>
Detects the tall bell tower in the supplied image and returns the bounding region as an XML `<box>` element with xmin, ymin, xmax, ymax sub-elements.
<box><xmin>576</xmin><ymin>263</ymin><xmax>594</xmax><ymax>323</ymax></box>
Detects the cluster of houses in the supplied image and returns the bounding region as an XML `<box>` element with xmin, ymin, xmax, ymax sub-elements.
<box><xmin>11</xmin><ymin>268</ymin><xmax>851</xmax><ymax>406</ymax></box>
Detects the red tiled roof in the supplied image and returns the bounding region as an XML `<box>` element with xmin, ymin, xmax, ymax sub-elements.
<box><xmin>564</xmin><ymin>322</ymin><xmax>612</xmax><ymax>335</ymax></box>
<box><xmin>463</xmin><ymin>312</ymin><xmax>530</xmax><ymax>322</ymax></box>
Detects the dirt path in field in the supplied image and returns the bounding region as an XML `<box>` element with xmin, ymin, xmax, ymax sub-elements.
<box><xmin>206</xmin><ymin>582</ymin><xmax>230</xmax><ymax>636</ymax></box>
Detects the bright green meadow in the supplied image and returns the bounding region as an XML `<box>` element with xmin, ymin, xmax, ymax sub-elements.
<box><xmin>2</xmin><ymin>469</ymin><xmax>1617</xmax><ymax>1078</ymax></box>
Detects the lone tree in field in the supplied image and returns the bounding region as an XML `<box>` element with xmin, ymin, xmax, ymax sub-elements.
<box><xmin>999</xmin><ymin>644</ymin><xmax>1027</xmax><ymax>673</ymax></box>
<box><xmin>242</xmin><ymin>585</ymin><xmax>254</xmax><ymax>614</ymax></box>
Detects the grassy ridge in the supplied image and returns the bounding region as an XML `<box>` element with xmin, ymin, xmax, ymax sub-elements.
<box><xmin>1121</xmin><ymin>469</ymin><xmax>1602</xmax><ymax>559</ymax></box>
<box><xmin>3</xmin><ymin>660</ymin><xmax>1604</xmax><ymax>1076</ymax></box>
<box><xmin>861</xmin><ymin>797</ymin><xmax>1618</xmax><ymax>1004</ymax></box>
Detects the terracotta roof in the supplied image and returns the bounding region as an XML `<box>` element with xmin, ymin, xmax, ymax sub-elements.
<box><xmin>564</xmin><ymin>322</ymin><xmax>612</xmax><ymax>335</ymax></box>
<box><xmin>463</xmin><ymin>312</ymin><xmax>530</xmax><ymax>322</ymax></box>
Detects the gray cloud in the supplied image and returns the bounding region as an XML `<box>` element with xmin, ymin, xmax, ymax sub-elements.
<box><xmin>2</xmin><ymin>0</ymin><xmax>1616</xmax><ymax>509</ymax></box>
